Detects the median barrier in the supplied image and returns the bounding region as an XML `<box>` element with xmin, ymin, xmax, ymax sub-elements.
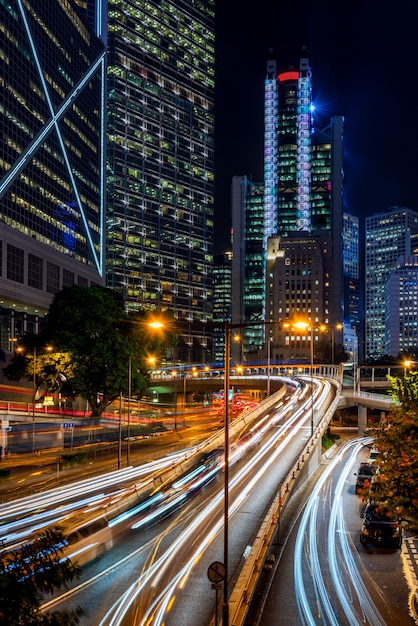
<box><xmin>102</xmin><ymin>386</ymin><xmax>288</xmax><ymax>528</ymax></box>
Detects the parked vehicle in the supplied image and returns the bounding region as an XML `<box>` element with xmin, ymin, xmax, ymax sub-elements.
<box><xmin>367</xmin><ymin>447</ymin><xmax>379</xmax><ymax>464</ymax></box>
<box><xmin>360</xmin><ymin>502</ymin><xmax>402</xmax><ymax>549</ymax></box>
<box><xmin>355</xmin><ymin>463</ymin><xmax>376</xmax><ymax>495</ymax></box>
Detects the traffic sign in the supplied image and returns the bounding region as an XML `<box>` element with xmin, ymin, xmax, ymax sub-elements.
<box><xmin>207</xmin><ymin>561</ymin><xmax>225</xmax><ymax>583</ymax></box>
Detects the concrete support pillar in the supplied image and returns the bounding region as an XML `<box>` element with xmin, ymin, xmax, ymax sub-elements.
<box><xmin>358</xmin><ymin>405</ymin><xmax>367</xmax><ymax>436</ymax></box>
<box><xmin>56</xmin><ymin>428</ymin><xmax>63</xmax><ymax>446</ymax></box>
<box><xmin>1</xmin><ymin>419</ymin><xmax>9</xmax><ymax>454</ymax></box>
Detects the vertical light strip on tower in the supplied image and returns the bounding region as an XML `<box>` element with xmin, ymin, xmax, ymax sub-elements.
<box><xmin>296</xmin><ymin>58</ymin><xmax>312</xmax><ymax>232</ymax></box>
<box><xmin>263</xmin><ymin>59</ymin><xmax>278</xmax><ymax>249</ymax></box>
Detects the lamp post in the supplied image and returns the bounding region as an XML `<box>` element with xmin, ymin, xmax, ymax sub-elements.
<box><xmin>222</xmin><ymin>321</ymin><xmax>230</xmax><ymax>626</ymax></box>
<box><xmin>309</xmin><ymin>325</ymin><xmax>313</xmax><ymax>436</ymax></box>
<box><xmin>147</xmin><ymin>316</ymin><xmax>281</xmax><ymax>626</ymax></box>
<box><xmin>331</xmin><ymin>323</ymin><xmax>343</xmax><ymax>364</ymax></box>
<box><xmin>118</xmin><ymin>390</ymin><xmax>123</xmax><ymax>470</ymax></box>
<box><xmin>267</xmin><ymin>336</ymin><xmax>272</xmax><ymax>397</ymax></box>
<box><xmin>17</xmin><ymin>344</ymin><xmax>52</xmax><ymax>454</ymax></box>
<box><xmin>232</xmin><ymin>333</ymin><xmax>244</xmax><ymax>365</ymax></box>
<box><xmin>32</xmin><ymin>346</ymin><xmax>37</xmax><ymax>455</ymax></box>
<box><xmin>294</xmin><ymin>320</ymin><xmax>314</xmax><ymax>436</ymax></box>
<box><xmin>352</xmin><ymin>325</ymin><xmax>358</xmax><ymax>393</ymax></box>
<box><xmin>127</xmin><ymin>356</ymin><xmax>132</xmax><ymax>466</ymax></box>
<box><xmin>183</xmin><ymin>373</ymin><xmax>187</xmax><ymax>417</ymax></box>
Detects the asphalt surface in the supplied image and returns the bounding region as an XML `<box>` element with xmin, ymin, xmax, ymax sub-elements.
<box><xmin>1</xmin><ymin>430</ymin><xmax>417</xmax><ymax>625</ymax></box>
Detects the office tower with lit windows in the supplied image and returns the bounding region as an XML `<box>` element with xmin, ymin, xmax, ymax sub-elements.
<box><xmin>342</xmin><ymin>212</ymin><xmax>361</xmax><ymax>362</ymax></box>
<box><xmin>106</xmin><ymin>0</ymin><xmax>215</xmax><ymax>363</ymax></box>
<box><xmin>264</xmin><ymin>54</ymin><xmax>344</xmax><ymax>244</ymax></box>
<box><xmin>213</xmin><ymin>252</ymin><xmax>232</xmax><ymax>363</ymax></box>
<box><xmin>231</xmin><ymin>176</ymin><xmax>265</xmax><ymax>360</ymax></box>
<box><xmin>0</xmin><ymin>0</ymin><xmax>107</xmax><ymax>351</ymax></box>
<box><xmin>231</xmin><ymin>53</ymin><xmax>345</xmax><ymax>362</ymax></box>
<box><xmin>365</xmin><ymin>206</ymin><xmax>418</xmax><ymax>360</ymax></box>
<box><xmin>265</xmin><ymin>234</ymin><xmax>332</xmax><ymax>361</ymax></box>
<box><xmin>385</xmin><ymin>255</ymin><xmax>418</xmax><ymax>357</ymax></box>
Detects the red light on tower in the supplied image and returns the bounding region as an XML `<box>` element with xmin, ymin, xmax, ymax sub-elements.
<box><xmin>277</xmin><ymin>70</ymin><xmax>299</xmax><ymax>82</ymax></box>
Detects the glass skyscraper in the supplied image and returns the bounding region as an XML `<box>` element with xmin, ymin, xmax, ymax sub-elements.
<box><xmin>106</xmin><ymin>0</ymin><xmax>215</xmax><ymax>363</ymax></box>
<box><xmin>264</xmin><ymin>55</ymin><xmax>343</xmax><ymax>241</ymax></box>
<box><xmin>365</xmin><ymin>206</ymin><xmax>418</xmax><ymax>360</ymax></box>
<box><xmin>231</xmin><ymin>176</ymin><xmax>265</xmax><ymax>357</ymax></box>
<box><xmin>232</xmin><ymin>53</ymin><xmax>344</xmax><ymax>363</ymax></box>
<box><xmin>0</xmin><ymin>0</ymin><xmax>107</xmax><ymax>348</ymax></box>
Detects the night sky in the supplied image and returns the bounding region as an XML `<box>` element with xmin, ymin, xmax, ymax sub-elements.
<box><xmin>214</xmin><ymin>1</ymin><xmax>418</xmax><ymax>252</ymax></box>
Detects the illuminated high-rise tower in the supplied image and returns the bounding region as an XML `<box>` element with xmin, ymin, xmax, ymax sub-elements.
<box><xmin>264</xmin><ymin>53</ymin><xmax>343</xmax><ymax>242</ymax></box>
<box><xmin>232</xmin><ymin>53</ymin><xmax>346</xmax><ymax>363</ymax></box>
<box><xmin>106</xmin><ymin>0</ymin><xmax>215</xmax><ymax>363</ymax></box>
<box><xmin>0</xmin><ymin>0</ymin><xmax>107</xmax><ymax>349</ymax></box>
<box><xmin>263</xmin><ymin>53</ymin><xmax>344</xmax><ymax>348</ymax></box>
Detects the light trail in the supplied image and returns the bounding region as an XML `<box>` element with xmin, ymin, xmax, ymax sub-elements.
<box><xmin>95</xmin><ymin>381</ymin><xmax>327</xmax><ymax>625</ymax></box>
<box><xmin>294</xmin><ymin>437</ymin><xmax>386</xmax><ymax>626</ymax></box>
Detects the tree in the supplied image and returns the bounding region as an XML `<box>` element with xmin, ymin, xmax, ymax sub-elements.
<box><xmin>3</xmin><ymin>286</ymin><xmax>177</xmax><ymax>420</ymax></box>
<box><xmin>3</xmin><ymin>335</ymin><xmax>76</xmax><ymax>408</ymax></box>
<box><xmin>0</xmin><ymin>528</ymin><xmax>82</xmax><ymax>625</ymax></box>
<box><xmin>372</xmin><ymin>371</ymin><xmax>418</xmax><ymax>524</ymax></box>
<box><xmin>38</xmin><ymin>286</ymin><xmax>176</xmax><ymax>420</ymax></box>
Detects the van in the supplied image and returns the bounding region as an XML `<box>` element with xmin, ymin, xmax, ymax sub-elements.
<box><xmin>58</xmin><ymin>513</ymin><xmax>113</xmax><ymax>567</ymax></box>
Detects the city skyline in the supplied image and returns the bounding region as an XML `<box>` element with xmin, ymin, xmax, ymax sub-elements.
<box><xmin>214</xmin><ymin>0</ymin><xmax>418</xmax><ymax>252</ymax></box>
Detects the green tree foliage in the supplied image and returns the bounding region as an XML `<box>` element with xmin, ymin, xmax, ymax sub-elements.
<box><xmin>0</xmin><ymin>528</ymin><xmax>82</xmax><ymax>625</ymax></box>
<box><xmin>3</xmin><ymin>286</ymin><xmax>177</xmax><ymax>419</ymax></box>
<box><xmin>39</xmin><ymin>286</ymin><xmax>176</xmax><ymax>419</ymax></box>
<box><xmin>3</xmin><ymin>335</ymin><xmax>75</xmax><ymax>401</ymax></box>
<box><xmin>372</xmin><ymin>371</ymin><xmax>418</xmax><ymax>524</ymax></box>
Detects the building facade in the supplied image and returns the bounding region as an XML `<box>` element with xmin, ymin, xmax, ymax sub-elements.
<box><xmin>232</xmin><ymin>53</ymin><xmax>345</xmax><ymax>363</ymax></box>
<box><xmin>106</xmin><ymin>0</ymin><xmax>215</xmax><ymax>363</ymax></box>
<box><xmin>231</xmin><ymin>176</ymin><xmax>265</xmax><ymax>360</ymax></box>
<box><xmin>365</xmin><ymin>206</ymin><xmax>418</xmax><ymax>360</ymax></box>
<box><xmin>213</xmin><ymin>252</ymin><xmax>232</xmax><ymax>363</ymax></box>
<box><xmin>0</xmin><ymin>0</ymin><xmax>107</xmax><ymax>350</ymax></box>
<box><xmin>342</xmin><ymin>212</ymin><xmax>361</xmax><ymax>363</ymax></box>
<box><xmin>385</xmin><ymin>255</ymin><xmax>418</xmax><ymax>357</ymax></box>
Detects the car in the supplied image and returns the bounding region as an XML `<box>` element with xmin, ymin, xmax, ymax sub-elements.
<box><xmin>360</xmin><ymin>502</ymin><xmax>402</xmax><ymax>549</ymax></box>
<box><xmin>355</xmin><ymin>463</ymin><xmax>376</xmax><ymax>495</ymax></box>
<box><xmin>367</xmin><ymin>447</ymin><xmax>379</xmax><ymax>464</ymax></box>
<box><xmin>368</xmin><ymin>474</ymin><xmax>383</xmax><ymax>501</ymax></box>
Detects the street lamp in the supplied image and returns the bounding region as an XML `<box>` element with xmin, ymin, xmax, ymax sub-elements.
<box><xmin>403</xmin><ymin>359</ymin><xmax>416</xmax><ymax>377</ymax></box>
<box><xmin>267</xmin><ymin>336</ymin><xmax>272</xmax><ymax>397</ymax></box>
<box><xmin>127</xmin><ymin>356</ymin><xmax>132</xmax><ymax>466</ymax></box>
<box><xmin>221</xmin><ymin>322</ymin><xmax>230</xmax><ymax>624</ymax></box>
<box><xmin>232</xmin><ymin>333</ymin><xmax>244</xmax><ymax>365</ymax></box>
<box><xmin>17</xmin><ymin>344</ymin><xmax>52</xmax><ymax>454</ymax></box>
<box><xmin>293</xmin><ymin>320</ymin><xmax>314</xmax><ymax>436</ymax></box>
<box><xmin>147</xmin><ymin>318</ymin><xmax>231</xmax><ymax>623</ymax></box>
<box><xmin>147</xmin><ymin>317</ymin><xmax>282</xmax><ymax>625</ymax></box>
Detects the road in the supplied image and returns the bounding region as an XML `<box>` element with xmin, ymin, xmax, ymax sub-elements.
<box><xmin>7</xmin><ymin>379</ymin><xmax>413</xmax><ymax>625</ymax></box>
<box><xmin>252</xmin><ymin>438</ymin><xmax>417</xmax><ymax>626</ymax></box>
<box><xmin>36</xmin><ymin>377</ymin><xmax>319</xmax><ymax>625</ymax></box>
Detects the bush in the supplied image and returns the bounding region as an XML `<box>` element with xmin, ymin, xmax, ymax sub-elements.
<box><xmin>322</xmin><ymin>431</ymin><xmax>340</xmax><ymax>452</ymax></box>
<box><xmin>61</xmin><ymin>452</ymin><xmax>87</xmax><ymax>468</ymax></box>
